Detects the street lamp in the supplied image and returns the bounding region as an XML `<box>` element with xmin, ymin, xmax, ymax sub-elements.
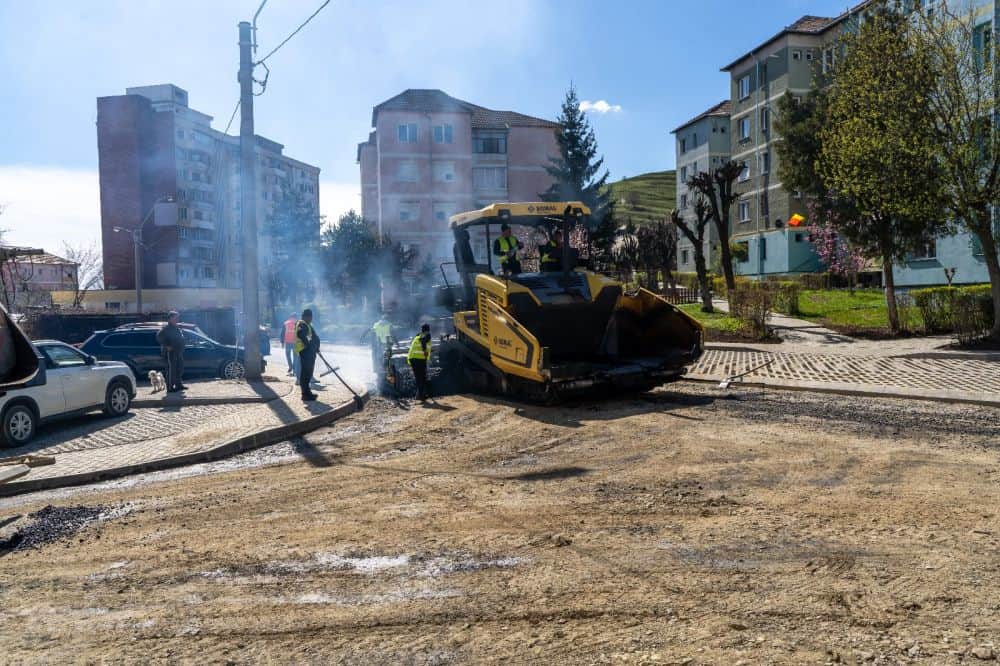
<box><xmin>114</xmin><ymin>195</ymin><xmax>174</xmax><ymax>314</ymax></box>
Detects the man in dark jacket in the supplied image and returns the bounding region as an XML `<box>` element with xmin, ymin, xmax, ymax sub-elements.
<box><xmin>295</xmin><ymin>308</ymin><xmax>320</xmax><ymax>401</ymax></box>
<box><xmin>156</xmin><ymin>311</ymin><xmax>186</xmax><ymax>393</ymax></box>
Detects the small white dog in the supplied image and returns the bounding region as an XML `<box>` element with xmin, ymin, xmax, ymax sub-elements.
<box><xmin>148</xmin><ymin>370</ymin><xmax>167</xmax><ymax>393</ymax></box>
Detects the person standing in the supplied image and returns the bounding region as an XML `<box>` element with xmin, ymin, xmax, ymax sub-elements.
<box><xmin>407</xmin><ymin>323</ymin><xmax>432</xmax><ymax>401</ymax></box>
<box><xmin>364</xmin><ymin>314</ymin><xmax>395</xmax><ymax>371</ymax></box>
<box><xmin>492</xmin><ymin>223</ymin><xmax>522</xmax><ymax>275</ymax></box>
<box><xmin>282</xmin><ymin>313</ymin><xmax>298</xmax><ymax>376</ymax></box>
<box><xmin>156</xmin><ymin>311</ymin><xmax>186</xmax><ymax>393</ymax></box>
<box><xmin>294</xmin><ymin>308</ymin><xmax>320</xmax><ymax>401</ymax></box>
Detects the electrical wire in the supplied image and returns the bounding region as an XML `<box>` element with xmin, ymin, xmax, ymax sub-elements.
<box><xmin>224</xmin><ymin>99</ymin><xmax>241</xmax><ymax>134</ymax></box>
<box><xmin>254</xmin><ymin>0</ymin><xmax>331</xmax><ymax>66</ymax></box>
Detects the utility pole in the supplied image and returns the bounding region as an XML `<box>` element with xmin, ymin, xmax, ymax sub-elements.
<box><xmin>133</xmin><ymin>229</ymin><xmax>143</xmax><ymax>313</ymax></box>
<box><xmin>239</xmin><ymin>20</ymin><xmax>262</xmax><ymax>380</ymax></box>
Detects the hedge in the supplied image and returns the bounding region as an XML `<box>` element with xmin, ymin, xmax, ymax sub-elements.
<box><xmin>911</xmin><ymin>284</ymin><xmax>993</xmax><ymax>340</ymax></box>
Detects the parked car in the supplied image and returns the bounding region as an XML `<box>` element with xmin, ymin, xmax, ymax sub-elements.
<box><xmin>1</xmin><ymin>340</ymin><xmax>136</xmax><ymax>447</ymax></box>
<box><xmin>80</xmin><ymin>324</ymin><xmax>263</xmax><ymax>381</ymax></box>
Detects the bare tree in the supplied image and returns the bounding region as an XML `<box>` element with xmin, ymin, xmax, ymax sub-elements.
<box><xmin>688</xmin><ymin>162</ymin><xmax>742</xmax><ymax>296</ymax></box>
<box><xmin>61</xmin><ymin>242</ymin><xmax>103</xmax><ymax>308</ymax></box>
<box><xmin>671</xmin><ymin>198</ymin><xmax>714</xmax><ymax>312</ymax></box>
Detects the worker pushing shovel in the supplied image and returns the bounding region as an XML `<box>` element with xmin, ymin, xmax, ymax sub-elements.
<box><xmin>317</xmin><ymin>351</ymin><xmax>365</xmax><ymax>409</ymax></box>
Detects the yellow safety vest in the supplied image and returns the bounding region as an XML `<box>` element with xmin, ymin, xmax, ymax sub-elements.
<box><xmin>541</xmin><ymin>240</ymin><xmax>560</xmax><ymax>264</ymax></box>
<box><xmin>293</xmin><ymin>320</ymin><xmax>314</xmax><ymax>354</ymax></box>
<box><xmin>497</xmin><ymin>236</ymin><xmax>519</xmax><ymax>263</ymax></box>
<box><xmin>372</xmin><ymin>320</ymin><xmax>392</xmax><ymax>343</ymax></box>
<box><xmin>407</xmin><ymin>334</ymin><xmax>430</xmax><ymax>363</ymax></box>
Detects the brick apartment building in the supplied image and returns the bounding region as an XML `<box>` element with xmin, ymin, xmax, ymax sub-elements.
<box><xmin>97</xmin><ymin>84</ymin><xmax>320</xmax><ymax>294</ymax></box>
<box><xmin>357</xmin><ymin>89</ymin><xmax>560</xmax><ymax>268</ymax></box>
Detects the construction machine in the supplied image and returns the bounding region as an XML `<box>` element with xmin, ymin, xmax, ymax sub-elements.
<box><xmin>377</xmin><ymin>202</ymin><xmax>704</xmax><ymax>401</ymax></box>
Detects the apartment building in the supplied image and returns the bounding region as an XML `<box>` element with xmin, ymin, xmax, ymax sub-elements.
<box><xmin>97</xmin><ymin>84</ymin><xmax>320</xmax><ymax>293</ymax></box>
<box><xmin>0</xmin><ymin>250</ymin><xmax>77</xmax><ymax>310</ymax></box>
<box><xmin>671</xmin><ymin>101</ymin><xmax>730</xmax><ymax>274</ymax></box>
<box><xmin>357</xmin><ymin>89</ymin><xmax>559</xmax><ymax>267</ymax></box>
<box><xmin>720</xmin><ymin>15</ymin><xmax>855</xmax><ymax>278</ymax></box>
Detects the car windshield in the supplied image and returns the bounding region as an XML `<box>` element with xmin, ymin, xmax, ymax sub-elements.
<box><xmin>183</xmin><ymin>330</ymin><xmax>218</xmax><ymax>347</ymax></box>
<box><xmin>39</xmin><ymin>344</ymin><xmax>88</xmax><ymax>368</ymax></box>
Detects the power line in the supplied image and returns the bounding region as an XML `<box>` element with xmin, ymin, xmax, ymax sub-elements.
<box><xmin>224</xmin><ymin>99</ymin><xmax>241</xmax><ymax>134</ymax></box>
<box><xmin>254</xmin><ymin>0</ymin><xmax>331</xmax><ymax>66</ymax></box>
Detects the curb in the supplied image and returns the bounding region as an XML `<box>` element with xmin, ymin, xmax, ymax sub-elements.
<box><xmin>681</xmin><ymin>376</ymin><xmax>1000</xmax><ymax>408</ymax></box>
<box><xmin>0</xmin><ymin>390</ymin><xmax>369</xmax><ymax>498</ymax></box>
<box><xmin>131</xmin><ymin>381</ymin><xmax>294</xmax><ymax>409</ymax></box>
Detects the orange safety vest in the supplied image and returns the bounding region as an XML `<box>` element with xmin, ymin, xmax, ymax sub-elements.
<box><xmin>283</xmin><ymin>319</ymin><xmax>297</xmax><ymax>344</ymax></box>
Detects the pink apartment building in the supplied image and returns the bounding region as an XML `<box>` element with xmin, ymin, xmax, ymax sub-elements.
<box><xmin>357</xmin><ymin>89</ymin><xmax>559</xmax><ymax>268</ymax></box>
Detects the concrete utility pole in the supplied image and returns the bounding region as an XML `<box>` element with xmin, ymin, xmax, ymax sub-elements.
<box><xmin>238</xmin><ymin>20</ymin><xmax>262</xmax><ymax>380</ymax></box>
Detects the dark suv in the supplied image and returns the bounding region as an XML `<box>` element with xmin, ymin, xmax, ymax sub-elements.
<box><xmin>80</xmin><ymin>325</ymin><xmax>263</xmax><ymax>380</ymax></box>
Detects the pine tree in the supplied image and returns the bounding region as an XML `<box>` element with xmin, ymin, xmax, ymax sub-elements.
<box><xmin>543</xmin><ymin>85</ymin><xmax>615</xmax><ymax>266</ymax></box>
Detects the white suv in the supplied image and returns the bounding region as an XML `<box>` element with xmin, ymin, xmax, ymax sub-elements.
<box><xmin>0</xmin><ymin>340</ymin><xmax>137</xmax><ymax>447</ymax></box>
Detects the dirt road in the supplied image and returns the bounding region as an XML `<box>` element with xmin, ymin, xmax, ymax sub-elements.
<box><xmin>1</xmin><ymin>384</ymin><xmax>999</xmax><ymax>664</ymax></box>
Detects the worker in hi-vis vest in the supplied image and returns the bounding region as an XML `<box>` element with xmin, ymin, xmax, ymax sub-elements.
<box><xmin>361</xmin><ymin>314</ymin><xmax>395</xmax><ymax>372</ymax></box>
<box><xmin>492</xmin><ymin>223</ymin><xmax>522</xmax><ymax>275</ymax></box>
<box><xmin>294</xmin><ymin>308</ymin><xmax>320</xmax><ymax>402</ymax></box>
<box><xmin>282</xmin><ymin>313</ymin><xmax>298</xmax><ymax>376</ymax></box>
<box><xmin>406</xmin><ymin>323</ymin><xmax>432</xmax><ymax>401</ymax></box>
<box><xmin>540</xmin><ymin>229</ymin><xmax>564</xmax><ymax>272</ymax></box>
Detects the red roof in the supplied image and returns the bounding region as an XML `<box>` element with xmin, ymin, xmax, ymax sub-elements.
<box><xmin>371</xmin><ymin>89</ymin><xmax>558</xmax><ymax>129</ymax></box>
<box><xmin>672</xmin><ymin>100</ymin><xmax>732</xmax><ymax>133</ymax></box>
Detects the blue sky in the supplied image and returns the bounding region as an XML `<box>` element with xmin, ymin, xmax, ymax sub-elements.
<box><xmin>0</xmin><ymin>0</ymin><xmax>854</xmax><ymax>252</ymax></box>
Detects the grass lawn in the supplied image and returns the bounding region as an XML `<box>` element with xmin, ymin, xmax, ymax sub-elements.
<box><xmin>797</xmin><ymin>289</ymin><xmax>923</xmax><ymax>336</ymax></box>
<box><xmin>608</xmin><ymin>171</ymin><xmax>676</xmax><ymax>225</ymax></box>
<box><xmin>678</xmin><ymin>303</ymin><xmax>748</xmax><ymax>341</ymax></box>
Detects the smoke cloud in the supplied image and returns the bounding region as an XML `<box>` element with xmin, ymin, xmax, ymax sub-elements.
<box><xmin>579</xmin><ymin>100</ymin><xmax>623</xmax><ymax>114</ymax></box>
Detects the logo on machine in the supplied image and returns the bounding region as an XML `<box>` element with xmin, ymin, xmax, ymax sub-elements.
<box><xmin>493</xmin><ymin>336</ymin><xmax>513</xmax><ymax>349</ymax></box>
<box><xmin>527</xmin><ymin>205</ymin><xmax>536</xmax><ymax>213</ymax></box>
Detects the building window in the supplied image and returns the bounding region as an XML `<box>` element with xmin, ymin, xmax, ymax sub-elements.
<box><xmin>681</xmin><ymin>249</ymin><xmax>689</xmax><ymax>265</ymax></box>
<box><xmin>692</xmin><ymin>132</ymin><xmax>698</xmax><ymax>147</ymax></box>
<box><xmin>680</xmin><ymin>165</ymin><xmax>688</xmax><ymax>181</ymax></box>
<box><xmin>690</xmin><ymin>160</ymin><xmax>697</xmax><ymax>174</ymax></box>
<box><xmin>738</xmin><ymin>162</ymin><xmax>750</xmax><ymax>182</ymax></box>
<box><xmin>178</xmin><ymin>207</ymin><xmax>188</xmax><ymax>220</ymax></box>
<box><xmin>738</xmin><ymin>200</ymin><xmax>751</xmax><ymax>222</ymax></box>
<box><xmin>432</xmin><ymin>161</ymin><xmax>456</xmax><ymax>183</ymax></box>
<box><xmin>397</xmin><ymin>161</ymin><xmax>418</xmax><ymax>182</ymax></box>
<box><xmin>759</xmin><ymin>150</ymin><xmax>770</xmax><ymax>174</ymax></box>
<box><xmin>178</xmin><ymin>227</ymin><xmax>189</xmax><ymax>239</ymax></box>
<box><xmin>761</xmin><ymin>107</ymin><xmax>770</xmax><ymax>134</ymax></box>
<box><xmin>472</xmin><ymin>167</ymin><xmax>507</xmax><ymax>190</ymax></box>
<box><xmin>911</xmin><ymin>239</ymin><xmax>937</xmax><ymax>260</ymax></box>
<box><xmin>397</xmin><ymin>123</ymin><xmax>418</xmax><ymax>143</ymax></box>
<box><xmin>472</xmin><ymin>136</ymin><xmax>506</xmax><ymax>154</ymax></box>
<box><xmin>792</xmin><ymin>49</ymin><xmax>802</xmax><ymax>60</ymax></box>
<box><xmin>792</xmin><ymin>190</ymin><xmax>803</xmax><ymax>199</ymax></box>
<box><xmin>738</xmin><ymin>116</ymin><xmax>751</xmax><ymax>141</ymax></box>
<box><xmin>759</xmin><ymin>193</ymin><xmax>769</xmax><ymax>218</ymax></box>
<box><xmin>433</xmin><ymin>124</ymin><xmax>454</xmax><ymax>144</ymax></box>
<box><xmin>680</xmin><ymin>137</ymin><xmax>687</xmax><ymax>153</ymax></box>
<box><xmin>176</xmin><ymin>129</ymin><xmax>185</xmax><ymax>140</ymax></box>
<box><xmin>760</xmin><ymin>237</ymin><xmax>767</xmax><ymax>261</ymax></box>
<box><xmin>738</xmin><ymin>74</ymin><xmax>751</xmax><ymax>99</ymax></box>
<box><xmin>805</xmin><ymin>50</ymin><xmax>814</xmax><ymax>61</ymax></box>
<box><xmin>795</xmin><ymin>232</ymin><xmax>805</xmax><ymax>243</ymax></box>
<box><xmin>680</xmin><ymin>193</ymin><xmax>688</xmax><ymax>209</ymax></box>
<box><xmin>822</xmin><ymin>47</ymin><xmax>836</xmax><ymax>74</ymax></box>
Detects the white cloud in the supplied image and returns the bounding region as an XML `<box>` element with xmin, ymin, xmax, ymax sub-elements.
<box><xmin>579</xmin><ymin>100</ymin><xmax>623</xmax><ymax>114</ymax></box>
<box><xmin>319</xmin><ymin>181</ymin><xmax>361</xmax><ymax>225</ymax></box>
<box><xmin>0</xmin><ymin>166</ymin><xmax>101</xmax><ymax>254</ymax></box>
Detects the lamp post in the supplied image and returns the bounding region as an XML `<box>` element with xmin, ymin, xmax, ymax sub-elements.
<box><xmin>114</xmin><ymin>195</ymin><xmax>173</xmax><ymax>314</ymax></box>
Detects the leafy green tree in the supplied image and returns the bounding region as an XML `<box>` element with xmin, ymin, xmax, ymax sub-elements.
<box><xmin>543</xmin><ymin>85</ymin><xmax>615</xmax><ymax>266</ymax></box>
<box><xmin>914</xmin><ymin>6</ymin><xmax>1000</xmax><ymax>339</ymax></box>
<box><xmin>262</xmin><ymin>184</ymin><xmax>321</xmax><ymax>323</ymax></box>
<box><xmin>818</xmin><ymin>4</ymin><xmax>948</xmax><ymax>332</ymax></box>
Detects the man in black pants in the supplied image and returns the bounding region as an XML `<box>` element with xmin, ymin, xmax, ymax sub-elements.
<box><xmin>295</xmin><ymin>309</ymin><xmax>320</xmax><ymax>401</ymax></box>
<box><xmin>407</xmin><ymin>323</ymin><xmax>432</xmax><ymax>401</ymax></box>
<box><xmin>156</xmin><ymin>311</ymin><xmax>186</xmax><ymax>393</ymax></box>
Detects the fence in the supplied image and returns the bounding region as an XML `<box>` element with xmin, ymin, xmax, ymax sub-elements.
<box><xmin>661</xmin><ymin>287</ymin><xmax>700</xmax><ymax>305</ymax></box>
<box><xmin>23</xmin><ymin>307</ymin><xmax>238</xmax><ymax>345</ymax></box>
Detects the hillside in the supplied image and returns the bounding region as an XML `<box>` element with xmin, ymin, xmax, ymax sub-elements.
<box><xmin>608</xmin><ymin>170</ymin><xmax>676</xmax><ymax>226</ymax></box>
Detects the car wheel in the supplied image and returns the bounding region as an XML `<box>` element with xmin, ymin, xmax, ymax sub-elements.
<box><xmin>221</xmin><ymin>359</ymin><xmax>246</xmax><ymax>380</ymax></box>
<box><xmin>2</xmin><ymin>404</ymin><xmax>37</xmax><ymax>447</ymax></box>
<box><xmin>103</xmin><ymin>380</ymin><xmax>132</xmax><ymax>416</ymax></box>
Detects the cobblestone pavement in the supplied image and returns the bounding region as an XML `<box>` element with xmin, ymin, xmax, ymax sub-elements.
<box><xmin>688</xmin><ymin>348</ymin><xmax>1000</xmax><ymax>402</ymax></box>
<box><xmin>133</xmin><ymin>377</ymin><xmax>293</xmax><ymax>406</ymax></box>
<box><xmin>0</xmin><ymin>375</ymin><xmax>361</xmax><ymax>493</ymax></box>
